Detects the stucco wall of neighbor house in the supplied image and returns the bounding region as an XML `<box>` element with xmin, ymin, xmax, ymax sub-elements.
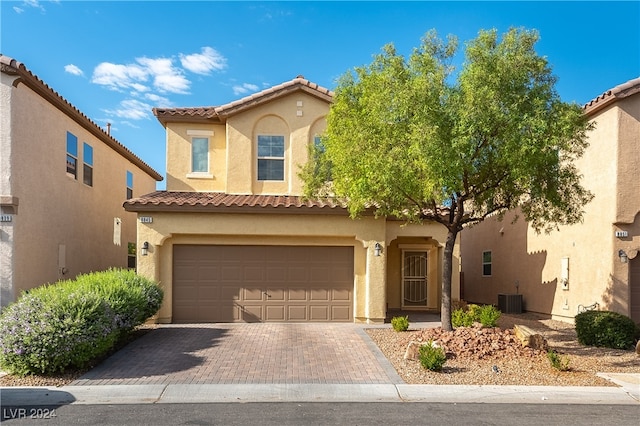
<box><xmin>0</xmin><ymin>73</ymin><xmax>17</xmax><ymax>305</ymax></box>
<box><xmin>461</xmin><ymin>93</ymin><xmax>639</xmax><ymax>322</ymax></box>
<box><xmin>0</xmin><ymin>73</ymin><xmax>157</xmax><ymax>306</ymax></box>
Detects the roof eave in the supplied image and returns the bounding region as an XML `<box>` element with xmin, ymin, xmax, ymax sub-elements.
<box><xmin>1</xmin><ymin>56</ymin><xmax>163</xmax><ymax>182</ymax></box>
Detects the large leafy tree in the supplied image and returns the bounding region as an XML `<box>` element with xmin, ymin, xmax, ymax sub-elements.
<box><xmin>301</xmin><ymin>28</ymin><xmax>593</xmax><ymax>331</ymax></box>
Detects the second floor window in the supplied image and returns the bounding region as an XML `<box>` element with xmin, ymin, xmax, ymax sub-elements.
<box><xmin>191</xmin><ymin>137</ymin><xmax>209</xmax><ymax>173</ymax></box>
<box><xmin>257</xmin><ymin>135</ymin><xmax>284</xmax><ymax>181</ymax></box>
<box><xmin>126</xmin><ymin>171</ymin><xmax>133</xmax><ymax>199</ymax></box>
<box><xmin>66</xmin><ymin>132</ymin><xmax>78</xmax><ymax>179</ymax></box>
<box><xmin>83</xmin><ymin>143</ymin><xmax>93</xmax><ymax>186</ymax></box>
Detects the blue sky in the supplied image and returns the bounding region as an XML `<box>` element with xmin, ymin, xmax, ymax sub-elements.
<box><xmin>2</xmin><ymin>1</ymin><xmax>639</xmax><ymax>189</ymax></box>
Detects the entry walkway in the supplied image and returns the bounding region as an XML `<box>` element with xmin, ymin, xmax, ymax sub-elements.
<box><xmin>72</xmin><ymin>323</ymin><xmax>403</xmax><ymax>386</ymax></box>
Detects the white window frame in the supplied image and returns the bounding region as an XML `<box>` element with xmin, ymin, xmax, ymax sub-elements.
<box><xmin>482</xmin><ymin>250</ymin><xmax>492</xmax><ymax>277</ymax></box>
<box><xmin>257</xmin><ymin>134</ymin><xmax>285</xmax><ymax>181</ymax></box>
<box><xmin>186</xmin><ymin>129</ymin><xmax>214</xmax><ymax>179</ymax></box>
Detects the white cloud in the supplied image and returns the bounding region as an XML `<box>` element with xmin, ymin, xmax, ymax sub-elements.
<box><xmin>64</xmin><ymin>64</ymin><xmax>84</xmax><ymax>76</ymax></box>
<box><xmin>180</xmin><ymin>47</ymin><xmax>227</xmax><ymax>75</ymax></box>
<box><xmin>232</xmin><ymin>83</ymin><xmax>260</xmax><ymax>96</ymax></box>
<box><xmin>92</xmin><ymin>62</ymin><xmax>149</xmax><ymax>92</ymax></box>
<box><xmin>144</xmin><ymin>93</ymin><xmax>172</xmax><ymax>108</ymax></box>
<box><xmin>104</xmin><ymin>99</ymin><xmax>152</xmax><ymax>120</ymax></box>
<box><xmin>19</xmin><ymin>0</ymin><xmax>45</xmax><ymax>12</ymax></box>
<box><xmin>136</xmin><ymin>57</ymin><xmax>190</xmax><ymax>94</ymax></box>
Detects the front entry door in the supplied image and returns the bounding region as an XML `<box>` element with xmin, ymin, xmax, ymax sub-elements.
<box><xmin>402</xmin><ymin>251</ymin><xmax>428</xmax><ymax>307</ymax></box>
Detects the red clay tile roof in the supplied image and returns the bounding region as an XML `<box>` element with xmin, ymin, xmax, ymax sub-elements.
<box><xmin>0</xmin><ymin>55</ymin><xmax>163</xmax><ymax>181</ymax></box>
<box><xmin>123</xmin><ymin>191</ymin><xmax>352</xmax><ymax>215</ymax></box>
<box><xmin>153</xmin><ymin>76</ymin><xmax>334</xmax><ymax>126</ymax></box>
<box><xmin>583</xmin><ymin>77</ymin><xmax>640</xmax><ymax>116</ymax></box>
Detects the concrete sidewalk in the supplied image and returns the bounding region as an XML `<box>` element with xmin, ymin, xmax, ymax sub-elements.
<box><xmin>1</xmin><ymin>378</ymin><xmax>638</xmax><ymax>406</ymax></box>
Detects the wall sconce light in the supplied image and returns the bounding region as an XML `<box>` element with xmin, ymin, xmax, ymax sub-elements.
<box><xmin>141</xmin><ymin>241</ymin><xmax>149</xmax><ymax>256</ymax></box>
<box><xmin>374</xmin><ymin>242</ymin><xmax>382</xmax><ymax>257</ymax></box>
<box><xmin>618</xmin><ymin>249</ymin><xmax>628</xmax><ymax>263</ymax></box>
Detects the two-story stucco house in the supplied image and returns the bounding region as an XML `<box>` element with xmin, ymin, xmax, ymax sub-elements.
<box><xmin>0</xmin><ymin>55</ymin><xmax>163</xmax><ymax>307</ymax></box>
<box><xmin>124</xmin><ymin>76</ymin><xmax>461</xmax><ymax>324</ymax></box>
<box><xmin>461</xmin><ymin>77</ymin><xmax>640</xmax><ymax>324</ymax></box>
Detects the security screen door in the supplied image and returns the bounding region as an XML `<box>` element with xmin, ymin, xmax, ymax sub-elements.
<box><xmin>402</xmin><ymin>251</ymin><xmax>428</xmax><ymax>307</ymax></box>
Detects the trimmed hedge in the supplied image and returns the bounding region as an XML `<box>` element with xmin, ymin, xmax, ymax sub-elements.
<box><xmin>0</xmin><ymin>269</ymin><xmax>163</xmax><ymax>376</ymax></box>
<box><xmin>574</xmin><ymin>310</ymin><xmax>639</xmax><ymax>350</ymax></box>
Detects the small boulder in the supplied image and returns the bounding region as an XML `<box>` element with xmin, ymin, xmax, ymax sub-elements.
<box><xmin>636</xmin><ymin>340</ymin><xmax>640</xmax><ymax>356</ymax></box>
<box><xmin>404</xmin><ymin>340</ymin><xmax>439</xmax><ymax>360</ymax></box>
<box><xmin>513</xmin><ymin>324</ymin><xmax>548</xmax><ymax>351</ymax></box>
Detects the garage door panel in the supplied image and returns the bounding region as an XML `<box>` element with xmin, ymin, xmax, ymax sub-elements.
<box><xmin>310</xmin><ymin>288</ymin><xmax>329</xmax><ymax>301</ymax></box>
<box><xmin>309</xmin><ymin>306</ymin><xmax>329</xmax><ymax>321</ymax></box>
<box><xmin>243</xmin><ymin>287</ymin><xmax>263</xmax><ymax>301</ymax></box>
<box><xmin>287</xmin><ymin>306</ymin><xmax>307</xmax><ymax>320</ymax></box>
<box><xmin>242</xmin><ymin>305</ymin><xmax>263</xmax><ymax>322</ymax></box>
<box><xmin>266</xmin><ymin>288</ymin><xmax>285</xmax><ymax>301</ymax></box>
<box><xmin>221</xmin><ymin>286</ymin><xmax>241</xmax><ymax>301</ymax></box>
<box><xmin>243</xmin><ymin>266</ymin><xmax>264</xmax><ymax>282</ymax></box>
<box><xmin>267</xmin><ymin>266</ymin><xmax>287</xmax><ymax>281</ymax></box>
<box><xmin>332</xmin><ymin>288</ymin><xmax>351</xmax><ymax>301</ymax></box>
<box><xmin>331</xmin><ymin>306</ymin><xmax>351</xmax><ymax>321</ymax></box>
<box><xmin>288</xmin><ymin>288</ymin><xmax>307</xmax><ymax>301</ymax></box>
<box><xmin>173</xmin><ymin>245</ymin><xmax>353</xmax><ymax>323</ymax></box>
<box><xmin>265</xmin><ymin>305</ymin><xmax>285</xmax><ymax>321</ymax></box>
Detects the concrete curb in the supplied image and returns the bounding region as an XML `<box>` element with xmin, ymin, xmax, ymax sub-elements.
<box><xmin>1</xmin><ymin>383</ymin><xmax>638</xmax><ymax>406</ymax></box>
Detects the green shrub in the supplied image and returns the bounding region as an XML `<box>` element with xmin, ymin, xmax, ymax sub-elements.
<box><xmin>452</xmin><ymin>308</ymin><xmax>474</xmax><ymax>327</ymax></box>
<box><xmin>478</xmin><ymin>305</ymin><xmax>501</xmax><ymax>328</ymax></box>
<box><xmin>0</xmin><ymin>269</ymin><xmax>163</xmax><ymax>376</ymax></box>
<box><xmin>391</xmin><ymin>315</ymin><xmax>410</xmax><ymax>332</ymax></box>
<box><xmin>452</xmin><ymin>304</ymin><xmax>501</xmax><ymax>328</ymax></box>
<box><xmin>547</xmin><ymin>350</ymin><xmax>570</xmax><ymax>371</ymax></box>
<box><xmin>574</xmin><ymin>310</ymin><xmax>639</xmax><ymax>350</ymax></box>
<box><xmin>418</xmin><ymin>342</ymin><xmax>446</xmax><ymax>371</ymax></box>
<box><xmin>0</xmin><ymin>291</ymin><xmax>118</xmax><ymax>376</ymax></box>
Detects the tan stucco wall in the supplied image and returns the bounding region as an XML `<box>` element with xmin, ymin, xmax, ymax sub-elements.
<box><xmin>135</xmin><ymin>210</ymin><xmax>457</xmax><ymax>323</ymax></box>
<box><xmin>165</xmin><ymin>123</ymin><xmax>226</xmax><ymax>192</ymax></box>
<box><xmin>165</xmin><ymin>92</ymin><xmax>328</xmax><ymax>196</ymax></box>
<box><xmin>0</xmin><ymin>73</ymin><xmax>157</xmax><ymax>306</ymax></box>
<box><xmin>461</xmin><ymin>93</ymin><xmax>640</xmax><ymax>322</ymax></box>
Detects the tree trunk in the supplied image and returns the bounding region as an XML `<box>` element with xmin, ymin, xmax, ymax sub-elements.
<box><xmin>440</xmin><ymin>229</ymin><xmax>457</xmax><ymax>331</ymax></box>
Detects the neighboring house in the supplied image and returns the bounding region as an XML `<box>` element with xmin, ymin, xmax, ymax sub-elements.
<box><xmin>0</xmin><ymin>55</ymin><xmax>163</xmax><ymax>307</ymax></box>
<box><xmin>461</xmin><ymin>77</ymin><xmax>640</xmax><ymax>324</ymax></box>
<box><xmin>124</xmin><ymin>76</ymin><xmax>461</xmax><ymax>324</ymax></box>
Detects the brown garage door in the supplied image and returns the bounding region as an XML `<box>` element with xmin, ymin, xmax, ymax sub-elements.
<box><xmin>173</xmin><ymin>245</ymin><xmax>354</xmax><ymax>323</ymax></box>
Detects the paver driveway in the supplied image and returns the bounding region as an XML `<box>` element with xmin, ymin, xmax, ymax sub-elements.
<box><xmin>72</xmin><ymin>323</ymin><xmax>403</xmax><ymax>386</ymax></box>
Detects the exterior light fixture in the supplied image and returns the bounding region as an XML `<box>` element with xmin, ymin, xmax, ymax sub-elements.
<box><xmin>618</xmin><ymin>249</ymin><xmax>628</xmax><ymax>263</ymax></box>
<box><xmin>374</xmin><ymin>242</ymin><xmax>382</xmax><ymax>257</ymax></box>
<box><xmin>141</xmin><ymin>241</ymin><xmax>149</xmax><ymax>256</ymax></box>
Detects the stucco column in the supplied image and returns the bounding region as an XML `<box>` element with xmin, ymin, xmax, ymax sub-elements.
<box><xmin>364</xmin><ymin>240</ymin><xmax>387</xmax><ymax>324</ymax></box>
<box><xmin>136</xmin><ymin>224</ymin><xmax>170</xmax><ymax>323</ymax></box>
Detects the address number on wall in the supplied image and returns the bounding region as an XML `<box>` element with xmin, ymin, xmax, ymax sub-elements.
<box><xmin>139</xmin><ymin>216</ymin><xmax>153</xmax><ymax>223</ymax></box>
<box><xmin>0</xmin><ymin>215</ymin><xmax>12</xmax><ymax>222</ymax></box>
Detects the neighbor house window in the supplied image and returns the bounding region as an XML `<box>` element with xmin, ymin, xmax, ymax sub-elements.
<box><xmin>66</xmin><ymin>132</ymin><xmax>78</xmax><ymax>179</ymax></box>
<box><xmin>482</xmin><ymin>250</ymin><xmax>492</xmax><ymax>276</ymax></box>
<box><xmin>257</xmin><ymin>135</ymin><xmax>284</xmax><ymax>181</ymax></box>
<box><xmin>83</xmin><ymin>143</ymin><xmax>93</xmax><ymax>186</ymax></box>
<box><xmin>126</xmin><ymin>171</ymin><xmax>133</xmax><ymax>199</ymax></box>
